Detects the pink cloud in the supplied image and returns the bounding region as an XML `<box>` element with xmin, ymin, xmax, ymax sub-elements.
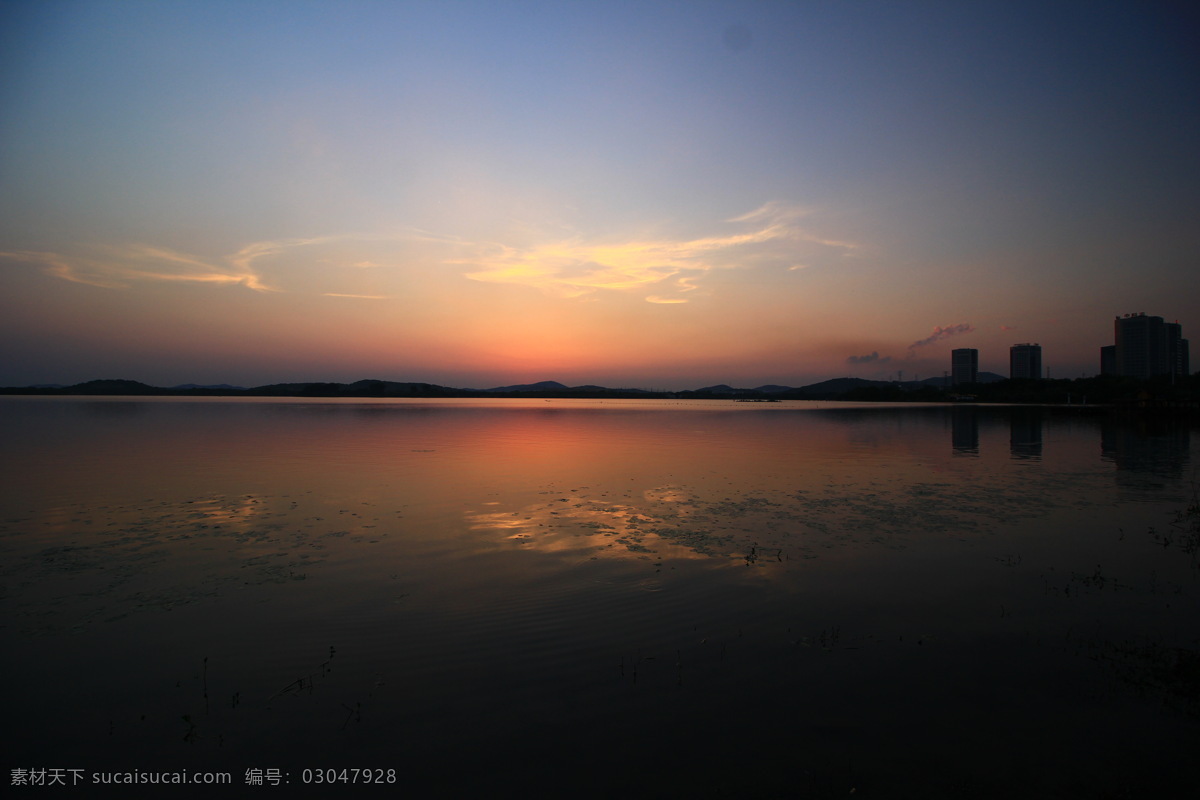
<box><xmin>908</xmin><ymin>323</ymin><xmax>975</xmax><ymax>350</ymax></box>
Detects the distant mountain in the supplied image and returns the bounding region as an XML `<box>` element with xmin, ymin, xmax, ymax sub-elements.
<box><xmin>171</xmin><ymin>383</ymin><xmax>246</xmax><ymax>391</ymax></box>
<box><xmin>246</xmin><ymin>379</ymin><xmax>469</xmax><ymax>397</ymax></box>
<box><xmin>67</xmin><ymin>379</ymin><xmax>160</xmax><ymax>395</ymax></box>
<box><xmin>485</xmin><ymin>380</ymin><xmax>569</xmax><ymax>393</ymax></box>
<box><xmin>0</xmin><ymin>370</ymin><xmax>1029</xmax><ymax>399</ymax></box>
<box><xmin>789</xmin><ymin>377</ymin><xmax>878</xmax><ymax>396</ymax></box>
<box><xmin>917</xmin><ymin>372</ymin><xmax>1005</xmax><ymax>386</ymax></box>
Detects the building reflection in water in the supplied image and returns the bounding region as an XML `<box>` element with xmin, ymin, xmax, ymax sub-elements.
<box><xmin>946</xmin><ymin>404</ymin><xmax>1194</xmax><ymax>492</ymax></box>
<box><xmin>951</xmin><ymin>406</ymin><xmax>1043</xmax><ymax>460</ymax></box>
<box><xmin>951</xmin><ymin>406</ymin><xmax>979</xmax><ymax>455</ymax></box>
<box><xmin>1102</xmin><ymin>415</ymin><xmax>1191</xmax><ymax>483</ymax></box>
<box><xmin>1009</xmin><ymin>408</ymin><xmax>1043</xmax><ymax>461</ymax></box>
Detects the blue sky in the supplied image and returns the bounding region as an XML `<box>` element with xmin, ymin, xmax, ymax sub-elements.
<box><xmin>2</xmin><ymin>0</ymin><xmax>1197</xmax><ymax>388</ymax></box>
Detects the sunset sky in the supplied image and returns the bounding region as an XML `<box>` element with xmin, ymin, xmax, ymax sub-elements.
<box><xmin>2</xmin><ymin>1</ymin><xmax>1197</xmax><ymax>389</ymax></box>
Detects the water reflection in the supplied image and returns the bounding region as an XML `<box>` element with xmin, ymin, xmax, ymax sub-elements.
<box><xmin>1</xmin><ymin>397</ymin><xmax>1197</xmax><ymax>797</ymax></box>
<box><xmin>1008</xmin><ymin>407</ymin><xmax>1043</xmax><ymax>460</ymax></box>
<box><xmin>941</xmin><ymin>404</ymin><xmax>1194</xmax><ymax>503</ymax></box>
<box><xmin>466</xmin><ymin>486</ymin><xmax>763</xmax><ymax>563</ymax></box>
<box><xmin>951</xmin><ymin>406</ymin><xmax>979</xmax><ymax>454</ymax></box>
<box><xmin>1101</xmin><ymin>416</ymin><xmax>1191</xmax><ymax>479</ymax></box>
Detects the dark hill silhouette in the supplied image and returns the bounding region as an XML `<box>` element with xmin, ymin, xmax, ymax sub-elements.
<box><xmin>791</xmin><ymin>377</ymin><xmax>875</xmax><ymax>395</ymax></box>
<box><xmin>484</xmin><ymin>381</ymin><xmax>656</xmax><ymax>398</ymax></box>
<box><xmin>171</xmin><ymin>383</ymin><xmax>246</xmax><ymax>391</ymax></box>
<box><xmin>68</xmin><ymin>379</ymin><xmax>160</xmax><ymax>395</ymax></box>
<box><xmin>485</xmin><ymin>380</ymin><xmax>569</xmax><ymax>393</ymax></box>
<box><xmin>246</xmin><ymin>380</ymin><xmax>471</xmax><ymax>398</ymax></box>
<box><xmin>0</xmin><ymin>373</ymin><xmax>1023</xmax><ymax>398</ymax></box>
<box><xmin>4</xmin><ymin>371</ymin><xmax>1194</xmax><ymax>408</ymax></box>
<box><xmin>915</xmin><ymin>371</ymin><xmax>1005</xmax><ymax>387</ymax></box>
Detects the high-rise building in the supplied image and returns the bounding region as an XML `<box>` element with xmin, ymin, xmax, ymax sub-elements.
<box><xmin>1010</xmin><ymin>343</ymin><xmax>1042</xmax><ymax>379</ymax></box>
<box><xmin>951</xmin><ymin>348</ymin><xmax>978</xmax><ymax>386</ymax></box>
<box><xmin>1100</xmin><ymin>345</ymin><xmax>1116</xmax><ymax>376</ymax></box>
<box><xmin>1111</xmin><ymin>313</ymin><xmax>1190</xmax><ymax>379</ymax></box>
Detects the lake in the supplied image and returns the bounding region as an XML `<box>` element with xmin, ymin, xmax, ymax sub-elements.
<box><xmin>2</xmin><ymin>397</ymin><xmax>1197</xmax><ymax>797</ymax></box>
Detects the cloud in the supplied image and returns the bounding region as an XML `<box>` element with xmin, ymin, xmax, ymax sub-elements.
<box><xmin>846</xmin><ymin>351</ymin><xmax>892</xmax><ymax>365</ymax></box>
<box><xmin>908</xmin><ymin>323</ymin><xmax>974</xmax><ymax>350</ymax></box>
<box><xmin>458</xmin><ymin>202</ymin><xmax>857</xmax><ymax>303</ymax></box>
<box><xmin>226</xmin><ymin>236</ymin><xmax>347</xmax><ymax>284</ymax></box>
<box><xmin>459</xmin><ymin>239</ymin><xmax>707</xmax><ymax>300</ymax></box>
<box><xmin>728</xmin><ymin>203</ymin><xmax>859</xmax><ymax>250</ymax></box>
<box><xmin>11</xmin><ymin>203</ymin><xmax>857</xmax><ymax>305</ymax></box>
<box><xmin>1</xmin><ymin>250</ymin><xmax>121</xmax><ymax>289</ymax></box>
<box><xmin>9</xmin><ymin>234</ymin><xmax>420</xmax><ymax>296</ymax></box>
<box><xmin>725</xmin><ymin>201</ymin><xmax>811</xmax><ymax>225</ymax></box>
<box><xmin>1</xmin><ymin>246</ymin><xmax>273</xmax><ymax>291</ymax></box>
<box><xmin>1000</xmin><ymin>324</ymin><xmax>1018</xmax><ymax>331</ymax></box>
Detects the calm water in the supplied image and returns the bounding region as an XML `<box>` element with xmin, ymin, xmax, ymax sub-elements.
<box><xmin>2</xmin><ymin>397</ymin><xmax>1197</xmax><ymax>797</ymax></box>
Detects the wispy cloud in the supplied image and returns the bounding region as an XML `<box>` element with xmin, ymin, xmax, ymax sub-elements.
<box><xmin>8</xmin><ymin>203</ymin><xmax>856</xmax><ymax>306</ymax></box>
<box><xmin>459</xmin><ymin>239</ymin><xmax>706</xmax><ymax>300</ymax></box>
<box><xmin>1</xmin><ymin>250</ymin><xmax>123</xmax><ymax>289</ymax></box>
<box><xmin>459</xmin><ymin>202</ymin><xmax>857</xmax><ymax>303</ymax></box>
<box><xmin>846</xmin><ymin>351</ymin><xmax>892</xmax><ymax>365</ymax></box>
<box><xmin>226</xmin><ymin>236</ymin><xmax>352</xmax><ymax>286</ymax></box>
<box><xmin>725</xmin><ymin>201</ymin><xmax>813</xmax><ymax>225</ymax></box>
<box><xmin>5</xmin><ymin>235</ymin><xmax>401</xmax><ymax>295</ymax></box>
<box><xmin>908</xmin><ymin>323</ymin><xmax>975</xmax><ymax>350</ymax></box>
<box><xmin>1</xmin><ymin>246</ymin><xmax>273</xmax><ymax>291</ymax></box>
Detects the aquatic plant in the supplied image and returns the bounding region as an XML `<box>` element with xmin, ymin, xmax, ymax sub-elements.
<box><xmin>1146</xmin><ymin>486</ymin><xmax>1200</xmax><ymax>566</ymax></box>
<box><xmin>1092</xmin><ymin>640</ymin><xmax>1200</xmax><ymax>718</ymax></box>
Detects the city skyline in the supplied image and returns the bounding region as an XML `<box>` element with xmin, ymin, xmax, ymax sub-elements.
<box><xmin>3</xmin><ymin>310</ymin><xmax>1189</xmax><ymax>391</ymax></box>
<box><xmin>1104</xmin><ymin>312</ymin><xmax>1190</xmax><ymax>380</ymax></box>
<box><xmin>2</xmin><ymin>2</ymin><xmax>1197</xmax><ymax>391</ymax></box>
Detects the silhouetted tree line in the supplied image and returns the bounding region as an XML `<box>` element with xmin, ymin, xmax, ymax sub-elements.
<box><xmin>838</xmin><ymin>373</ymin><xmax>1198</xmax><ymax>408</ymax></box>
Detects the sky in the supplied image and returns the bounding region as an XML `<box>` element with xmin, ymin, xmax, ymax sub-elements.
<box><xmin>1</xmin><ymin>0</ymin><xmax>1197</xmax><ymax>390</ymax></box>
